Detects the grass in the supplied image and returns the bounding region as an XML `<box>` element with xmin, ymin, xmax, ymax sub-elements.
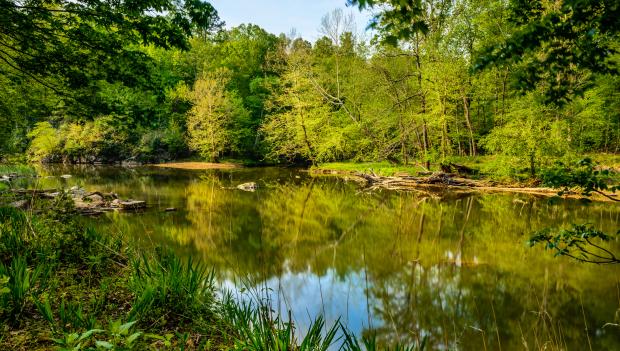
<box><xmin>0</xmin><ymin>164</ymin><xmax>36</xmax><ymax>177</ymax></box>
<box><xmin>312</xmin><ymin>161</ymin><xmax>427</xmax><ymax>177</ymax></box>
<box><xmin>0</xmin><ymin>197</ymin><xmax>425</xmax><ymax>350</ymax></box>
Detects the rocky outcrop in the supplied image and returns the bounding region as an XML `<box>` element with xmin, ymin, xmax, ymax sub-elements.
<box><xmin>6</xmin><ymin>187</ymin><xmax>146</xmax><ymax>215</ymax></box>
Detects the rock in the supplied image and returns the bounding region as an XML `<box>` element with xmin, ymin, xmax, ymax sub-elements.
<box><xmin>237</xmin><ymin>182</ymin><xmax>258</xmax><ymax>192</ymax></box>
<box><xmin>60</xmin><ymin>174</ymin><xmax>72</xmax><ymax>179</ymax></box>
<box><xmin>69</xmin><ymin>186</ymin><xmax>86</xmax><ymax>198</ymax></box>
<box><xmin>41</xmin><ymin>192</ymin><xmax>61</xmax><ymax>199</ymax></box>
<box><xmin>113</xmin><ymin>200</ymin><xmax>146</xmax><ymax>210</ymax></box>
<box><xmin>84</xmin><ymin>193</ymin><xmax>104</xmax><ymax>204</ymax></box>
<box><xmin>165</xmin><ymin>207</ymin><xmax>177</xmax><ymax>212</ymax></box>
<box><xmin>9</xmin><ymin>199</ymin><xmax>29</xmax><ymax>209</ymax></box>
<box><xmin>103</xmin><ymin>192</ymin><xmax>118</xmax><ymax>200</ymax></box>
<box><xmin>73</xmin><ymin>200</ymin><xmax>91</xmax><ymax>209</ymax></box>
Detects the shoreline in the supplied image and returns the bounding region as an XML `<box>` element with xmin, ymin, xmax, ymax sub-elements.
<box><xmin>148</xmin><ymin>162</ymin><xmax>242</xmax><ymax>170</ymax></box>
<box><xmin>309</xmin><ymin>168</ymin><xmax>620</xmax><ymax>202</ymax></box>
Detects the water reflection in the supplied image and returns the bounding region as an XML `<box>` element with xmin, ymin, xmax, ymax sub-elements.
<box><xmin>33</xmin><ymin>166</ymin><xmax>620</xmax><ymax>349</ymax></box>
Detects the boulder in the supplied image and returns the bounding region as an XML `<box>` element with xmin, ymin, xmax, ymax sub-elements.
<box><xmin>237</xmin><ymin>182</ymin><xmax>258</xmax><ymax>192</ymax></box>
<box><xmin>84</xmin><ymin>193</ymin><xmax>104</xmax><ymax>205</ymax></box>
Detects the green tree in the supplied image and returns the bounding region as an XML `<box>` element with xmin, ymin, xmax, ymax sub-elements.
<box><xmin>186</xmin><ymin>72</ymin><xmax>248</xmax><ymax>161</ymax></box>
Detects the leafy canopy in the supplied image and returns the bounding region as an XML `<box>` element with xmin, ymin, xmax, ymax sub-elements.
<box><xmin>348</xmin><ymin>0</ymin><xmax>620</xmax><ymax>102</ymax></box>
<box><xmin>0</xmin><ymin>0</ymin><xmax>222</xmax><ymax>91</ymax></box>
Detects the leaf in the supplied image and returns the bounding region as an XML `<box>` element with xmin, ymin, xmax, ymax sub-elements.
<box><xmin>126</xmin><ymin>332</ymin><xmax>143</xmax><ymax>345</ymax></box>
<box><xmin>118</xmin><ymin>320</ymin><xmax>137</xmax><ymax>334</ymax></box>
<box><xmin>95</xmin><ymin>340</ymin><xmax>114</xmax><ymax>349</ymax></box>
<box><xmin>79</xmin><ymin>329</ymin><xmax>105</xmax><ymax>341</ymax></box>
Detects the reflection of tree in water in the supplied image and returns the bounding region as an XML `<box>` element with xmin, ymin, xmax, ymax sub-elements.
<box><xmin>367</xmin><ymin>262</ymin><xmax>620</xmax><ymax>349</ymax></box>
<box><xmin>89</xmin><ymin>170</ymin><xmax>620</xmax><ymax>348</ymax></box>
<box><xmin>362</xmin><ymin>196</ymin><xmax>620</xmax><ymax>349</ymax></box>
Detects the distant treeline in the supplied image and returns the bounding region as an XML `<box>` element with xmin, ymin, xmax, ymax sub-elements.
<box><xmin>1</xmin><ymin>1</ymin><xmax>619</xmax><ymax>175</ymax></box>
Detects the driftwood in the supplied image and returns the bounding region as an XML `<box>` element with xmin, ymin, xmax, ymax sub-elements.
<box><xmin>356</xmin><ymin>172</ymin><xmax>480</xmax><ymax>188</ymax></box>
<box><xmin>339</xmin><ymin>171</ymin><xmax>617</xmax><ymax>201</ymax></box>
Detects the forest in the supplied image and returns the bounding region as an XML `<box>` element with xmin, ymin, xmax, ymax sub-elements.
<box><xmin>1</xmin><ymin>0</ymin><xmax>618</xmax><ymax>179</ymax></box>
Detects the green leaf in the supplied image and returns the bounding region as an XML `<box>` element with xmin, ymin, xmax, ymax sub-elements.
<box><xmin>95</xmin><ymin>340</ymin><xmax>114</xmax><ymax>349</ymax></box>
<box><xmin>79</xmin><ymin>329</ymin><xmax>105</xmax><ymax>341</ymax></box>
<box><xmin>118</xmin><ymin>320</ymin><xmax>137</xmax><ymax>334</ymax></box>
<box><xmin>126</xmin><ymin>332</ymin><xmax>143</xmax><ymax>345</ymax></box>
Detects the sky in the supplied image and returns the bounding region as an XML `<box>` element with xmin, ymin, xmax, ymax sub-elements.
<box><xmin>209</xmin><ymin>0</ymin><xmax>374</xmax><ymax>41</ymax></box>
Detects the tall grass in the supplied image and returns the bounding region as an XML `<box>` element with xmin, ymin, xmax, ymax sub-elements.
<box><xmin>129</xmin><ymin>248</ymin><xmax>216</xmax><ymax>325</ymax></box>
<box><xmin>220</xmin><ymin>289</ymin><xmax>340</xmax><ymax>351</ymax></box>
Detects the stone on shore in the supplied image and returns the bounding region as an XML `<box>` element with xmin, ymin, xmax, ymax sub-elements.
<box><xmin>237</xmin><ymin>182</ymin><xmax>258</xmax><ymax>192</ymax></box>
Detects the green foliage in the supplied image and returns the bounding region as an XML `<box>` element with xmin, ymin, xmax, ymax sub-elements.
<box><xmin>0</xmin><ymin>0</ymin><xmax>222</xmax><ymax>90</ymax></box>
<box><xmin>3</xmin><ymin>0</ymin><xmax>619</xmax><ymax>169</ymax></box>
<box><xmin>221</xmin><ymin>292</ymin><xmax>340</xmax><ymax>351</ymax></box>
<box><xmin>129</xmin><ymin>248</ymin><xmax>216</xmax><ymax>324</ymax></box>
<box><xmin>50</xmin><ymin>320</ymin><xmax>151</xmax><ymax>351</ymax></box>
<box><xmin>0</xmin><ymin>256</ymin><xmax>51</xmax><ymax>322</ymax></box>
<box><xmin>137</xmin><ymin>126</ymin><xmax>188</xmax><ymax>162</ymax></box>
<box><xmin>482</xmin><ymin>94</ymin><xmax>570</xmax><ymax>176</ymax></box>
<box><xmin>27</xmin><ymin>122</ymin><xmax>62</xmax><ymax>162</ymax></box>
<box><xmin>185</xmin><ymin>72</ymin><xmax>250</xmax><ymax>161</ymax></box>
<box><xmin>541</xmin><ymin>158</ymin><xmax>620</xmax><ymax>199</ymax></box>
<box><xmin>529</xmin><ymin>224</ymin><xmax>619</xmax><ymax>264</ymax></box>
<box><xmin>475</xmin><ymin>0</ymin><xmax>620</xmax><ymax>103</ymax></box>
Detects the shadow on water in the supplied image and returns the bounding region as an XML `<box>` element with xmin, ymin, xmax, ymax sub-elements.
<box><xmin>28</xmin><ymin>165</ymin><xmax>620</xmax><ymax>350</ymax></box>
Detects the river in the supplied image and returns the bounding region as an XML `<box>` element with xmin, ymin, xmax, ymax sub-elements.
<box><xmin>28</xmin><ymin>165</ymin><xmax>620</xmax><ymax>349</ymax></box>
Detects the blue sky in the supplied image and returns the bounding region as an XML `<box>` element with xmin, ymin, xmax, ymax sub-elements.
<box><xmin>210</xmin><ymin>0</ymin><xmax>373</xmax><ymax>41</ymax></box>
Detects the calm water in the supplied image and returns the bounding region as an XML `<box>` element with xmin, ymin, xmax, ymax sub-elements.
<box><xmin>28</xmin><ymin>166</ymin><xmax>620</xmax><ymax>349</ymax></box>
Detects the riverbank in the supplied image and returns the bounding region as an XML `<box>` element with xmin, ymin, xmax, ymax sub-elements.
<box><xmin>310</xmin><ymin>157</ymin><xmax>620</xmax><ymax>202</ymax></box>
<box><xmin>150</xmin><ymin>162</ymin><xmax>242</xmax><ymax>170</ymax></box>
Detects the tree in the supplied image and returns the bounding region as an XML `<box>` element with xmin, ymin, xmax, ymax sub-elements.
<box><xmin>185</xmin><ymin>72</ymin><xmax>247</xmax><ymax>161</ymax></box>
<box><xmin>262</xmin><ymin>39</ymin><xmax>343</xmax><ymax>164</ymax></box>
<box><xmin>0</xmin><ymin>0</ymin><xmax>222</xmax><ymax>92</ymax></box>
<box><xmin>349</xmin><ymin>0</ymin><xmax>620</xmax><ymax>102</ymax></box>
<box><xmin>26</xmin><ymin>122</ymin><xmax>61</xmax><ymax>162</ymax></box>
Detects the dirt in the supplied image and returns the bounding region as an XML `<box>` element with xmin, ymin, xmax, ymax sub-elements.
<box><xmin>150</xmin><ymin>162</ymin><xmax>241</xmax><ymax>170</ymax></box>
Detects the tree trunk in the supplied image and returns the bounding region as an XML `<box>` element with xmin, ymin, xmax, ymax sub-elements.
<box><xmin>462</xmin><ymin>95</ymin><xmax>477</xmax><ymax>156</ymax></box>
